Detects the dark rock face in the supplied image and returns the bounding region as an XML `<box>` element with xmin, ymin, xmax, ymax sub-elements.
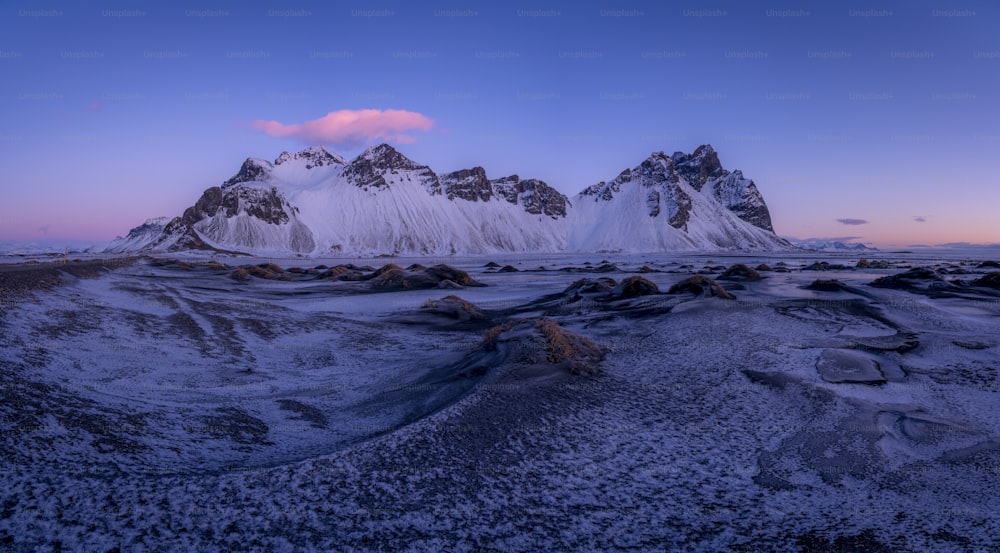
<box><xmin>157</xmin><ymin>217</ymin><xmax>215</xmax><ymax>251</ymax></box>
<box><xmin>663</xmin><ymin>180</ymin><xmax>692</xmax><ymax>229</ymax></box>
<box><xmin>152</xmin><ymin>188</ymin><xmax>235</xmax><ymax>251</ymax></box>
<box><xmin>441</xmin><ymin>167</ymin><xmax>493</xmax><ymax>202</ymax></box>
<box><xmin>182</xmin><ymin>186</ymin><xmax>294</xmax><ymax>225</ymax></box>
<box><xmin>222</xmin><ymin>158</ymin><xmax>272</xmax><ymax>188</ymax></box>
<box><xmin>491</xmin><ymin>175</ymin><xmax>569</xmax><ymax>218</ymax></box>
<box><xmin>711</xmin><ymin>172</ymin><xmax>775</xmax><ymax>232</ymax></box>
<box><xmin>637</xmin><ymin>152</ymin><xmax>679</xmax><ymax>189</ymax></box>
<box><xmin>672</xmin><ymin>144</ymin><xmax>724</xmax><ymax>192</ymax></box>
<box><xmin>645</xmin><ymin>190</ymin><xmax>661</xmax><ymax>217</ymax></box>
<box><xmin>178</xmin><ymin>186</ymin><xmax>222</xmax><ymax>227</ymax></box>
<box><xmin>579</xmin><ymin>179</ymin><xmax>616</xmax><ymax>201</ymax></box>
<box><xmin>219</xmin><ymin>187</ymin><xmax>289</xmax><ymax>224</ymax></box>
<box><xmin>521</xmin><ymin>179</ymin><xmax>569</xmax><ymax>218</ymax></box>
<box><xmin>343</xmin><ymin>144</ymin><xmax>441</xmax><ymax>193</ymax></box>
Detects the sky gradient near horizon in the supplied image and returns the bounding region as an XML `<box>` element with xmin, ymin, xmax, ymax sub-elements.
<box><xmin>1</xmin><ymin>0</ymin><xmax>998</xmax><ymax>249</ymax></box>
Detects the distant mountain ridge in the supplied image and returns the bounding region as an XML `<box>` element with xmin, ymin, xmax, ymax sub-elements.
<box><xmin>105</xmin><ymin>143</ymin><xmax>791</xmax><ymax>256</ymax></box>
<box><xmin>792</xmin><ymin>239</ymin><xmax>879</xmax><ymax>252</ymax></box>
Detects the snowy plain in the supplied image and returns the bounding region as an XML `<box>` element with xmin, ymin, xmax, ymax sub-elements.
<box><xmin>1</xmin><ymin>252</ymin><xmax>999</xmax><ymax>551</ymax></box>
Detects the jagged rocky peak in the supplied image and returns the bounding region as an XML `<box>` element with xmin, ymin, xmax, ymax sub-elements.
<box><xmin>579</xmin><ymin>151</ymin><xmax>679</xmax><ymax>201</ymax></box>
<box><xmin>579</xmin><ymin>150</ymin><xmax>691</xmax><ymax>228</ymax></box>
<box><xmin>222</xmin><ymin>158</ymin><xmax>273</xmax><ymax>188</ymax></box>
<box><xmin>637</xmin><ymin>151</ymin><xmax>680</xmax><ymax>187</ymax></box>
<box><xmin>109</xmin><ymin>142</ymin><xmax>787</xmax><ymax>256</ymax></box>
<box><xmin>344</xmin><ymin>143</ymin><xmax>441</xmax><ymax>193</ymax></box>
<box><xmin>672</xmin><ymin>144</ymin><xmax>724</xmax><ymax>191</ymax></box>
<box><xmin>491</xmin><ymin>175</ymin><xmax>569</xmax><ymax>218</ymax></box>
<box><xmin>441</xmin><ymin>166</ymin><xmax>493</xmax><ymax>202</ymax></box>
<box><xmin>356</xmin><ymin>143</ymin><xmax>423</xmax><ymax>170</ymax></box>
<box><xmin>710</xmin><ymin>171</ymin><xmax>774</xmax><ymax>232</ymax></box>
<box><xmin>274</xmin><ymin>145</ymin><xmax>346</xmax><ymax>168</ymax></box>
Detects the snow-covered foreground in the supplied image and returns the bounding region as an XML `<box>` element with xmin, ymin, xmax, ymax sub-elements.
<box><xmin>1</xmin><ymin>254</ymin><xmax>999</xmax><ymax>551</ymax></box>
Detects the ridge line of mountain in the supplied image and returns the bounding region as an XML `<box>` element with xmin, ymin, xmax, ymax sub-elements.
<box><xmin>105</xmin><ymin>143</ymin><xmax>790</xmax><ymax>256</ymax></box>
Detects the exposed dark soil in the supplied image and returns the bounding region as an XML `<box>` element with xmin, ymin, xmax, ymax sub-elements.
<box><xmin>0</xmin><ymin>258</ymin><xmax>139</xmax><ymax>302</ymax></box>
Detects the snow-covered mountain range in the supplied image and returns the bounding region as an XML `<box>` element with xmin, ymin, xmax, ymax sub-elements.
<box><xmin>106</xmin><ymin>144</ymin><xmax>791</xmax><ymax>256</ymax></box>
<box><xmin>791</xmin><ymin>239</ymin><xmax>879</xmax><ymax>252</ymax></box>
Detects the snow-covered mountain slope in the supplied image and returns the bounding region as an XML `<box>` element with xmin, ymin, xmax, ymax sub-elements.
<box><xmin>108</xmin><ymin>143</ymin><xmax>789</xmax><ymax>256</ymax></box>
<box><xmin>277</xmin><ymin>144</ymin><xmax>567</xmax><ymax>255</ymax></box>
<box><xmin>568</xmin><ymin>146</ymin><xmax>789</xmax><ymax>252</ymax></box>
<box><xmin>103</xmin><ymin>216</ymin><xmax>172</xmax><ymax>253</ymax></box>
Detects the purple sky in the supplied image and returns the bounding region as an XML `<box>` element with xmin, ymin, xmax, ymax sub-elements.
<box><xmin>1</xmin><ymin>0</ymin><xmax>998</xmax><ymax>248</ymax></box>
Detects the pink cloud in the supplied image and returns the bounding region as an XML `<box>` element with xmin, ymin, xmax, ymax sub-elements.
<box><xmin>251</xmin><ymin>109</ymin><xmax>434</xmax><ymax>147</ymax></box>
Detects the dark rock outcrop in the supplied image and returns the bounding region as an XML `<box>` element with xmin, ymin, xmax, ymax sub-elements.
<box><xmin>222</xmin><ymin>158</ymin><xmax>272</xmax><ymax>188</ymax></box>
<box><xmin>440</xmin><ymin>167</ymin><xmax>493</xmax><ymax>202</ymax></box>
<box><xmin>491</xmin><ymin>175</ymin><xmax>569</xmax><ymax>218</ymax></box>
<box><xmin>671</xmin><ymin>144</ymin><xmax>724</xmax><ymax>191</ymax></box>
<box><xmin>343</xmin><ymin>143</ymin><xmax>441</xmax><ymax>193</ymax></box>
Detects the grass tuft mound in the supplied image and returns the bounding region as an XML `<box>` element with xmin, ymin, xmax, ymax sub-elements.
<box><xmin>420</xmin><ymin>295</ymin><xmax>486</xmax><ymax>321</ymax></box>
<box><xmin>667</xmin><ymin>275</ymin><xmax>735</xmax><ymax>299</ymax></box>
<box><xmin>481</xmin><ymin>318</ymin><xmax>606</xmax><ymax>376</ymax></box>
<box><xmin>971</xmin><ymin>272</ymin><xmax>1000</xmax><ymax>289</ymax></box>
<box><xmin>718</xmin><ymin>264</ymin><xmax>762</xmax><ymax>281</ymax></box>
<box><xmin>613</xmin><ymin>276</ymin><xmax>659</xmax><ymax>298</ymax></box>
<box><xmin>230</xmin><ymin>264</ymin><xmax>291</xmax><ymax>281</ymax></box>
<box><xmin>369</xmin><ymin>264</ymin><xmax>484</xmax><ymax>290</ymax></box>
